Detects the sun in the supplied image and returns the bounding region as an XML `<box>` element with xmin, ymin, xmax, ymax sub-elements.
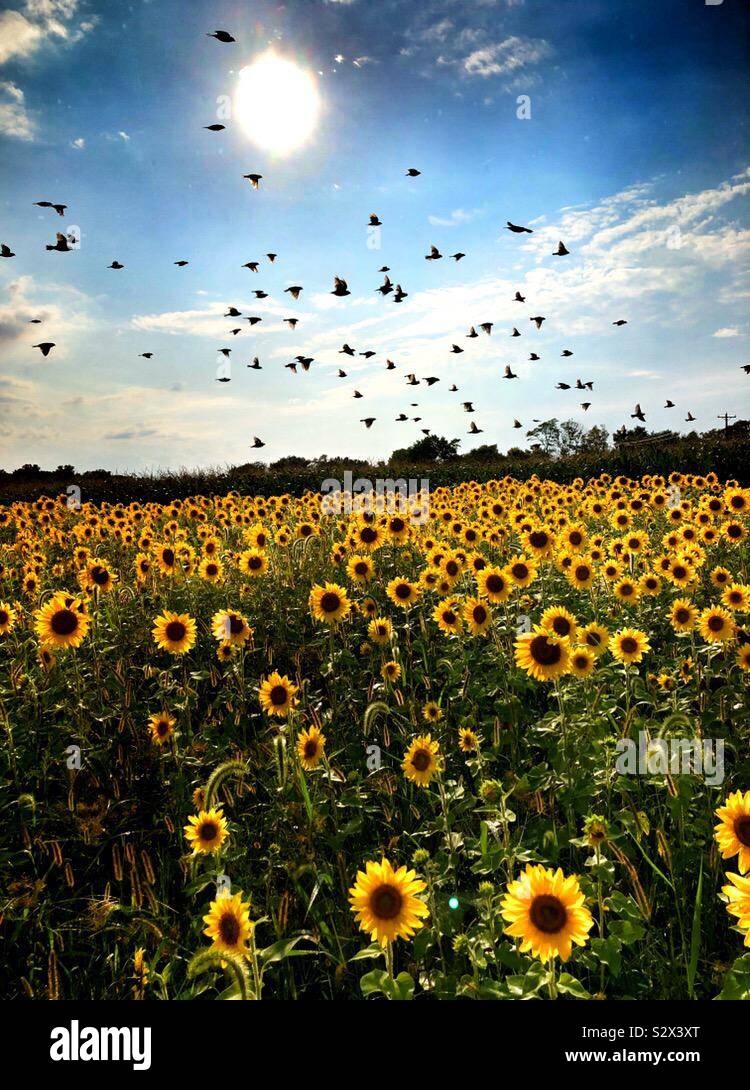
<box><xmin>234</xmin><ymin>51</ymin><xmax>321</xmax><ymax>155</ymax></box>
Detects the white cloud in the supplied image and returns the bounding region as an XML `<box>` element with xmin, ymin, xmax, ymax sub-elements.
<box><xmin>70</xmin><ymin>136</ymin><xmax>84</xmax><ymax>148</ymax></box>
<box><xmin>462</xmin><ymin>36</ymin><xmax>551</xmax><ymax>78</ymax></box>
<box><xmin>713</xmin><ymin>326</ymin><xmax>742</xmax><ymax>338</ymax></box>
<box><xmin>0</xmin><ymin>80</ymin><xmax>34</xmax><ymax>139</ymax></box>
<box><xmin>0</xmin><ymin>1</ymin><xmax>96</xmax><ymax>66</ymax></box>
<box><xmin>428</xmin><ymin>207</ymin><xmax>484</xmax><ymax>228</ymax></box>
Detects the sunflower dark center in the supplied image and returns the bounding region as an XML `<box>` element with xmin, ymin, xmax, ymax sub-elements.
<box><xmin>156</xmin><ymin>720</ymin><xmax>170</xmax><ymax>736</ymax></box>
<box><xmin>708</xmin><ymin>615</ymin><xmax>725</xmax><ymax>632</ymax></box>
<box><xmin>51</xmin><ymin>609</ymin><xmax>78</xmax><ymax>636</ymax></box>
<box><xmin>360</xmin><ymin>527</ymin><xmax>377</xmax><ymax>543</ymax></box>
<box><xmin>412</xmin><ymin>749</ymin><xmax>431</xmax><ymax>772</ymax></box>
<box><xmin>620</xmin><ymin>583</ymin><xmax>634</xmax><ymax>596</ymax></box>
<box><xmin>395</xmin><ymin>583</ymin><xmax>411</xmax><ymax>599</ymax></box>
<box><xmin>371</xmin><ymin>884</ymin><xmax>403</xmax><ymax>920</ymax></box>
<box><xmin>0</xmin><ymin>610</ymin><xmax>8</xmax><ymax>625</ymax></box>
<box><xmin>512</xmin><ymin>564</ymin><xmax>528</xmax><ymax>580</ymax></box>
<box><xmin>268</xmin><ymin>685</ymin><xmax>287</xmax><ymax>707</ymax></box>
<box><xmin>735</xmin><ymin>817</ymin><xmax>750</xmax><ymax>847</ymax></box>
<box><xmin>442</xmin><ymin>610</ymin><xmax>457</xmax><ymax>625</ymax></box>
<box><xmin>569</xmin><ymin>531</ymin><xmax>582</xmax><ymax>545</ymax></box>
<box><xmin>355</xmin><ymin>562</ymin><xmax>368</xmax><ymax>575</ymax></box>
<box><xmin>473</xmin><ymin>605</ymin><xmax>487</xmax><ymax>624</ymax></box>
<box><xmin>390</xmin><ymin>518</ymin><xmax>405</xmax><ymax>533</ymax></box>
<box><xmin>91</xmin><ymin>565</ymin><xmax>109</xmax><ymax>585</ymax></box>
<box><xmin>586</xmin><ymin>630</ymin><xmax>602</xmax><ymax>646</ymax></box>
<box><xmin>575</xmin><ymin>566</ymin><xmax>590</xmax><ymax>581</ymax></box>
<box><xmin>218</xmin><ymin>912</ymin><xmax>241</xmax><ymax>945</ymax></box>
<box><xmin>529</xmin><ymin>531</ymin><xmax>548</xmax><ymax>548</ymax></box>
<box><xmin>320</xmin><ymin>592</ymin><xmax>341</xmax><ymax>613</ymax></box>
<box><xmin>530</xmin><ymin>894</ymin><xmax>567</xmax><ymax>934</ymax></box>
<box><xmin>200</xmin><ymin>822</ymin><xmax>217</xmax><ymax>842</ymax></box>
<box><xmin>165</xmin><ymin>620</ymin><xmax>186</xmax><ymax>642</ymax></box>
<box><xmin>303</xmin><ymin>739</ymin><xmax>318</xmax><ymax>759</ymax></box>
<box><xmin>530</xmin><ymin>634</ymin><xmax>561</xmax><ymax>666</ymax></box>
<box><xmin>552</xmin><ymin>616</ymin><xmax>572</xmax><ymax>636</ymax></box>
<box><xmin>620</xmin><ymin>637</ymin><xmax>637</xmax><ymax>654</ymax></box>
<box><xmin>162</xmin><ymin>548</ymin><xmax>175</xmax><ymax>566</ymax></box>
<box><xmin>486</xmin><ymin>574</ymin><xmax>504</xmax><ymax>593</ymax></box>
<box><xmin>675</xmin><ymin>609</ymin><xmax>690</xmax><ymax>623</ymax></box>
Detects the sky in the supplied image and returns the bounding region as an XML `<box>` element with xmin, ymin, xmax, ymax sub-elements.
<box><xmin>0</xmin><ymin>0</ymin><xmax>749</xmax><ymax>473</ymax></box>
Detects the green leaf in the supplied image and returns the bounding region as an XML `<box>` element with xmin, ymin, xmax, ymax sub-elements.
<box><xmin>716</xmin><ymin>954</ymin><xmax>750</xmax><ymax>1000</ymax></box>
<box><xmin>686</xmin><ymin>858</ymin><xmax>703</xmax><ymax>999</ymax></box>
<box><xmin>259</xmin><ymin>934</ymin><xmax>316</xmax><ymax>965</ymax></box>
<box><xmin>591</xmin><ymin>936</ymin><xmax>622</xmax><ymax>977</ymax></box>
<box><xmin>556</xmin><ymin>973</ymin><xmax>591</xmax><ymax>999</ymax></box>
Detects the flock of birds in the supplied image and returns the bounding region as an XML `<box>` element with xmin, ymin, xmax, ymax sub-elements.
<box><xmin>3</xmin><ymin>27</ymin><xmax>747</xmax><ymax>455</ymax></box>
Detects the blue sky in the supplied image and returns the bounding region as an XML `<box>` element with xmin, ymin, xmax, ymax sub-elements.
<box><xmin>1</xmin><ymin>0</ymin><xmax>749</xmax><ymax>472</ymax></box>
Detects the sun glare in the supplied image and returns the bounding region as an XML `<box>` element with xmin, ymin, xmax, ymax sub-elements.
<box><xmin>234</xmin><ymin>52</ymin><xmax>321</xmax><ymax>155</ymax></box>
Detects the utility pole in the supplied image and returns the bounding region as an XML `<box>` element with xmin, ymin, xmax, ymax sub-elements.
<box><xmin>717</xmin><ymin>413</ymin><xmax>737</xmax><ymax>431</ymax></box>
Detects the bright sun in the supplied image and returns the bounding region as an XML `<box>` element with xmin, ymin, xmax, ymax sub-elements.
<box><xmin>234</xmin><ymin>52</ymin><xmax>321</xmax><ymax>156</ymax></box>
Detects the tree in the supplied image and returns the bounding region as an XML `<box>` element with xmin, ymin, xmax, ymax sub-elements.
<box><xmin>391</xmin><ymin>435</ymin><xmax>461</xmax><ymax>462</ymax></box>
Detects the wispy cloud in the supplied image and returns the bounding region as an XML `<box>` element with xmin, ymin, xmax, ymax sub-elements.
<box><xmin>0</xmin><ymin>1</ymin><xmax>96</xmax><ymax>67</ymax></box>
<box><xmin>0</xmin><ymin>80</ymin><xmax>34</xmax><ymax>140</ymax></box>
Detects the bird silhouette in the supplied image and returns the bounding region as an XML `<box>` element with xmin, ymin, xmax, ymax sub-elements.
<box><xmin>208</xmin><ymin>30</ymin><xmax>236</xmax><ymax>42</ymax></box>
<box><xmin>529</xmin><ymin>352</ymin><xmax>540</xmax><ymax>362</ymax></box>
<box><xmin>561</xmin><ymin>349</ymin><xmax>573</xmax><ymax>357</ymax></box>
<box><xmin>225</xmin><ymin>307</ymin><xmax>241</xmax><ymax>317</ymax></box>
<box><xmin>332</xmin><ymin>277</ymin><xmax>350</xmax><ymax>297</ymax></box>
<box><xmin>229</xmin><ymin>328</ymin><xmax>242</xmax><ymax>336</ymax></box>
<box><xmin>480</xmin><ymin>322</ymin><xmax>493</xmax><ymax>335</ymax></box>
<box><xmin>174</xmin><ymin>260</ymin><xmax>189</xmax><ymax>267</ymax></box>
<box><xmin>422</xmin><ymin>377</ymin><xmax>440</xmax><ymax>386</ymax></box>
<box><xmin>253</xmin><ymin>290</ymin><xmax>268</xmax><ymax>299</ymax></box>
<box><xmin>580</xmin><ymin>402</ymin><xmax>591</xmax><ymax>411</ymax></box>
<box><xmin>35</xmin><ymin>201</ymin><xmax>67</xmax><ymax>216</ymax></box>
<box><xmin>340</xmin><ymin>344</ymin><xmax>355</xmax><ymax>356</ymax></box>
<box><xmin>514</xmin><ymin>291</ymin><xmax>526</xmax><ymax>302</ymax></box>
<box><xmin>506</xmin><ymin>221</ymin><xmax>533</xmax><ymax>234</ymax></box>
<box><xmin>249</xmin><ymin>358</ymin><xmax>262</xmax><ymax>369</ymax></box>
<box><xmin>463</xmin><ymin>402</ymin><xmax>475</xmax><ymax>412</ymax></box>
<box><xmin>504</xmin><ymin>366</ymin><xmax>518</xmax><ymax>379</ymax></box>
<box><xmin>664</xmin><ymin>400</ymin><xmax>675</xmax><ymax>408</ymax></box>
<box><xmin>613</xmin><ymin>319</ymin><xmax>628</xmax><ymax>326</ymax></box>
<box><xmin>425</xmin><ymin>245</ymin><xmax>442</xmax><ymax>261</ymax></box>
<box><xmin>108</xmin><ymin>261</ymin><xmax>124</xmax><ymax>269</ymax></box>
<box><xmin>1</xmin><ymin>243</ymin><xmax>15</xmax><ymax>257</ymax></box>
<box><xmin>451</xmin><ymin>344</ymin><xmax>464</xmax><ymax>354</ymax></box>
<box><xmin>405</xmin><ymin>168</ymin><xmax>421</xmax><ymax>177</ymax></box>
<box><xmin>46</xmin><ymin>231</ymin><xmax>74</xmax><ymax>252</ymax></box>
<box><xmin>741</xmin><ymin>365</ymin><xmax>750</xmax><ymax>374</ymax></box>
<box><xmin>530</xmin><ymin>316</ymin><xmax>546</xmax><ymax>329</ymax></box>
<box><xmin>139</xmin><ymin>352</ymin><xmax>154</xmax><ymax>359</ymax></box>
<box><xmin>360</xmin><ymin>350</ymin><xmax>376</xmax><ymax>359</ymax></box>
<box><xmin>511</xmin><ymin>327</ymin><xmax>521</xmax><ymax>338</ymax></box>
<box><xmin>243</xmin><ymin>262</ymin><xmax>259</xmax><ymax>272</ymax></box>
<box><xmin>468</xmin><ymin>421</ymin><xmax>483</xmax><ymax>434</ymax></box>
<box><xmin>337</xmin><ymin>369</ymin><xmax>347</xmax><ymax>378</ymax></box>
<box><xmin>266</xmin><ymin>253</ymin><xmax>277</xmax><ymax>262</ymax></box>
<box><xmin>285</xmin><ymin>363</ymin><xmax>298</xmax><ymax>373</ymax></box>
<box><xmin>243</xmin><ymin>174</ymin><xmax>262</xmax><ymax>188</ymax></box>
<box><xmin>283</xmin><ymin>319</ymin><xmax>298</xmax><ymax>329</ymax></box>
<box><xmin>284</xmin><ymin>286</ymin><xmax>303</xmax><ymax>300</ymax></box>
<box><xmin>467</xmin><ymin>326</ymin><xmax>478</xmax><ymax>339</ymax></box>
<box><xmin>685</xmin><ymin>412</ymin><xmax>696</xmax><ymax>422</ymax></box>
<box><xmin>361</xmin><ymin>418</ymin><xmax>376</xmax><ymax>428</ymax></box>
<box><xmin>376</xmin><ymin>276</ymin><xmax>393</xmax><ymax>295</ymax></box>
<box><xmin>218</xmin><ymin>348</ymin><xmax>231</xmax><ymax>358</ymax></box>
<box><xmin>450</xmin><ymin>252</ymin><xmax>465</xmax><ymax>261</ymax></box>
<box><xmin>405</xmin><ymin>374</ymin><xmax>419</xmax><ymax>386</ymax></box>
<box><xmin>251</xmin><ymin>436</ymin><xmax>265</xmax><ymax>448</ymax></box>
<box><xmin>33</xmin><ymin>342</ymin><xmax>55</xmax><ymax>356</ymax></box>
<box><xmin>379</xmin><ymin>266</ymin><xmax>390</xmax><ymax>273</ymax></box>
<box><xmin>385</xmin><ymin>360</ymin><xmax>396</xmax><ymax>370</ymax></box>
<box><xmin>245</xmin><ymin>317</ymin><xmax>262</xmax><ymax>325</ymax></box>
<box><xmin>556</xmin><ymin>382</ymin><xmax>571</xmax><ymax>390</ymax></box>
<box><xmin>353</xmin><ymin>390</ymin><xmax>363</xmax><ymax>398</ymax></box>
<box><xmin>204</xmin><ymin>124</ymin><xmax>225</xmax><ymax>131</ymax></box>
<box><xmin>631</xmin><ymin>404</ymin><xmax>646</xmax><ymax>422</ymax></box>
<box><xmin>369</xmin><ymin>213</ymin><xmax>382</xmax><ymax>226</ymax></box>
<box><xmin>513</xmin><ymin>419</ymin><xmax>523</xmax><ymax>428</ymax></box>
<box><xmin>396</xmin><ymin>413</ymin><xmax>408</xmax><ymax>421</ymax></box>
<box><xmin>216</xmin><ymin>376</ymin><xmax>231</xmax><ymax>383</ymax></box>
<box><xmin>393</xmin><ymin>285</ymin><xmax>408</xmax><ymax>302</ymax></box>
<box><xmin>553</xmin><ymin>241</ymin><xmax>570</xmax><ymax>256</ymax></box>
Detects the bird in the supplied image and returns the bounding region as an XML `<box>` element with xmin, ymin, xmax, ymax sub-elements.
<box><xmin>300</xmin><ymin>359</ymin><xmax>312</xmax><ymax>372</ymax></box>
<box><xmin>613</xmin><ymin>319</ymin><xmax>628</xmax><ymax>326</ymax></box>
<box><xmin>479</xmin><ymin>322</ymin><xmax>493</xmax><ymax>335</ymax></box>
<box><xmin>561</xmin><ymin>349</ymin><xmax>573</xmax><ymax>357</ymax></box>
<box><xmin>396</xmin><ymin>413</ymin><xmax>408</xmax><ymax>421</ymax></box>
<box><xmin>422</xmin><ymin>377</ymin><xmax>440</xmax><ymax>386</ymax></box>
<box><xmin>253</xmin><ymin>290</ymin><xmax>268</xmax><ymax>299</ymax></box>
<box><xmin>463</xmin><ymin>402</ymin><xmax>475</xmax><ymax>412</ymax></box>
<box><xmin>340</xmin><ymin>344</ymin><xmax>355</xmax><ymax>356</ymax></box>
<box><xmin>33</xmin><ymin>342</ymin><xmax>55</xmax><ymax>356</ymax></box>
<box><xmin>332</xmin><ymin>277</ymin><xmax>350</xmax><ymax>297</ymax></box>
<box><xmin>34</xmin><ymin>201</ymin><xmax>67</xmax><ymax>216</ymax></box>
<box><xmin>204</xmin><ymin>124</ymin><xmax>225</xmax><ymax>131</ymax></box>
<box><xmin>468</xmin><ymin>421</ymin><xmax>483</xmax><ymax>434</ymax></box>
<box><xmin>530</xmin><ymin>316</ymin><xmax>546</xmax><ymax>329</ymax></box>
<box><xmin>664</xmin><ymin>399</ymin><xmax>675</xmax><ymax>408</ymax></box>
<box><xmin>425</xmin><ymin>245</ymin><xmax>442</xmax><ymax>261</ymax></box>
<box><xmin>467</xmin><ymin>327</ymin><xmax>478</xmax><ymax>339</ymax></box>
<box><xmin>353</xmin><ymin>390</ymin><xmax>363</xmax><ymax>399</ymax></box>
<box><xmin>229</xmin><ymin>328</ymin><xmax>242</xmax><ymax>336</ymax></box>
<box><xmin>741</xmin><ymin>365</ymin><xmax>750</xmax><ymax>374</ymax></box>
<box><xmin>361</xmin><ymin>418</ymin><xmax>376</xmax><ymax>428</ymax></box>
<box><xmin>285</xmin><ymin>363</ymin><xmax>298</xmax><ymax>373</ymax></box>
<box><xmin>245</xmin><ymin>317</ymin><xmax>262</xmax><ymax>326</ymax></box>
<box><xmin>556</xmin><ymin>382</ymin><xmax>571</xmax><ymax>390</ymax></box>
<box><xmin>529</xmin><ymin>352</ymin><xmax>540</xmax><ymax>362</ymax></box>
<box><xmin>513</xmin><ymin>291</ymin><xmax>526</xmax><ymax>302</ymax></box>
<box><xmin>553</xmin><ymin>241</ymin><xmax>570</xmax><ymax>256</ymax></box>
<box><xmin>506</xmin><ymin>221</ymin><xmax>533</xmax><ymax>234</ymax></box>
<box><xmin>405</xmin><ymin>374</ymin><xmax>419</xmax><ymax>386</ymax></box>
<box><xmin>421</xmin><ymin>429</ymin><xmax>431</xmax><ymax>436</ymax></box>
<box><xmin>580</xmin><ymin>402</ymin><xmax>591</xmax><ymax>411</ymax></box>
<box><xmin>266</xmin><ymin>253</ymin><xmax>277</xmax><ymax>262</ymax></box>
<box><xmin>449</xmin><ymin>384</ymin><xmax>458</xmax><ymax>392</ymax></box>
<box><xmin>284</xmin><ymin>286</ymin><xmax>303</xmax><ymax>300</ymax></box>
<box><xmin>631</xmin><ymin>404</ymin><xmax>646</xmax><ymax>422</ymax></box>
<box><xmin>108</xmin><ymin>261</ymin><xmax>124</xmax><ymax>269</ymax></box>
<box><xmin>385</xmin><ymin>360</ymin><xmax>396</xmax><ymax>370</ymax></box>
<box><xmin>216</xmin><ymin>376</ymin><xmax>231</xmax><ymax>383</ymax></box>
<box><xmin>504</xmin><ymin>366</ymin><xmax>518</xmax><ymax>379</ymax></box>
<box><xmin>139</xmin><ymin>352</ymin><xmax>154</xmax><ymax>359</ymax></box>
<box><xmin>283</xmin><ymin>319</ymin><xmax>298</xmax><ymax>329</ymax></box>
<box><xmin>29</xmin><ymin>318</ymin><xmax>42</xmax><ymax>323</ymax></box>
<box><xmin>243</xmin><ymin>174</ymin><xmax>262</xmax><ymax>188</ymax></box>
<box><xmin>379</xmin><ymin>266</ymin><xmax>390</xmax><ymax>273</ymax></box>
<box><xmin>242</xmin><ymin>262</ymin><xmax>259</xmax><ymax>272</ymax></box>
<box><xmin>218</xmin><ymin>348</ymin><xmax>231</xmax><ymax>358</ymax></box>
<box><xmin>360</xmin><ymin>350</ymin><xmax>376</xmax><ymax>359</ymax></box>
<box><xmin>685</xmin><ymin>412</ymin><xmax>696</xmax><ymax>422</ymax></box>
<box><xmin>208</xmin><ymin>30</ymin><xmax>236</xmax><ymax>42</ymax></box>
<box><xmin>450</xmin><ymin>252</ymin><xmax>465</xmax><ymax>261</ymax></box>
<box><xmin>46</xmin><ymin>231</ymin><xmax>74</xmax><ymax>252</ymax></box>
<box><xmin>248</xmin><ymin>358</ymin><xmax>262</xmax><ymax>370</ymax></box>
<box><xmin>405</xmin><ymin>168</ymin><xmax>421</xmax><ymax>177</ymax></box>
<box><xmin>337</xmin><ymin>368</ymin><xmax>348</xmax><ymax>378</ymax></box>
<box><xmin>251</xmin><ymin>436</ymin><xmax>265</xmax><ymax>448</ymax></box>
<box><xmin>174</xmin><ymin>260</ymin><xmax>189</xmax><ymax>267</ymax></box>
<box><xmin>369</xmin><ymin>213</ymin><xmax>382</xmax><ymax>226</ymax></box>
<box><xmin>1</xmin><ymin>243</ymin><xmax>15</xmax><ymax>257</ymax></box>
<box><xmin>575</xmin><ymin>379</ymin><xmax>593</xmax><ymax>390</ymax></box>
<box><xmin>225</xmin><ymin>307</ymin><xmax>241</xmax><ymax>317</ymax></box>
<box><xmin>451</xmin><ymin>344</ymin><xmax>464</xmax><ymax>354</ymax></box>
<box><xmin>376</xmin><ymin>276</ymin><xmax>393</xmax><ymax>295</ymax></box>
<box><xmin>511</xmin><ymin>327</ymin><xmax>521</xmax><ymax>338</ymax></box>
<box><xmin>513</xmin><ymin>419</ymin><xmax>523</xmax><ymax>428</ymax></box>
<box><xmin>393</xmin><ymin>285</ymin><xmax>408</xmax><ymax>302</ymax></box>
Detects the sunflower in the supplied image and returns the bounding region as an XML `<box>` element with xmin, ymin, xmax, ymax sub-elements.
<box><xmin>610</xmin><ymin>628</ymin><xmax>651</xmax><ymax>665</ymax></box>
<box><xmin>476</xmin><ymin>566</ymin><xmax>511</xmax><ymax>603</ymax></box>
<box><xmin>259</xmin><ymin>671</ymin><xmax>298</xmax><ymax>718</ymax></box>
<box><xmin>212</xmin><ymin>609</ymin><xmax>252</xmax><ymax>646</ymax></box>
<box><xmin>368</xmin><ymin>616</ymin><xmax>393</xmax><ymax>645</ymax></box>
<box><xmin>568</xmin><ymin>646</ymin><xmax>595</xmax><ymax>678</ymax></box>
<box><xmin>309</xmin><ymin>582</ymin><xmax>352</xmax><ymax>625</ymax></box>
<box><xmin>402</xmin><ymin>733</ymin><xmax>441</xmax><ymax>787</ymax></box>
<box><xmin>148</xmin><ymin>711</ymin><xmax>175</xmax><ymax>746</ymax></box>
<box><xmin>580</xmin><ymin>621</ymin><xmax>610</xmax><ymax>657</ymax></box>
<box><xmin>297</xmin><ymin>725</ymin><xmax>326</xmax><ymax>770</ymax></box>
<box><xmin>722</xmin><ymin>584</ymin><xmax>749</xmax><ymax>612</ymax></box>
<box><xmin>714</xmin><ymin>791</ymin><xmax>750</xmax><ymax>874</ymax></box>
<box><xmin>237</xmin><ymin>548</ymin><xmax>268</xmax><ymax>577</ymax></box>
<box><xmin>386</xmin><ymin>577</ymin><xmax>420</xmax><ymax>609</ymax></box>
<box><xmin>514</xmin><ymin>628</ymin><xmax>570</xmax><ymax>682</ymax></box>
<box><xmin>669</xmin><ymin>598</ymin><xmax>696</xmax><ymax>633</ymax></box>
<box><xmin>567</xmin><ymin>558</ymin><xmax>595</xmax><ymax>590</ymax></box>
<box><xmin>34</xmin><ymin>593</ymin><xmax>90</xmax><ymax>650</ymax></box>
<box><xmin>722</xmin><ymin>872</ymin><xmax>750</xmax><ymax>948</ymax></box>
<box><xmin>184</xmin><ymin>808</ymin><xmax>229</xmax><ymax>855</ymax></box>
<box><xmin>463</xmin><ymin>596</ymin><xmax>492</xmax><ymax>635</ymax></box>
<box><xmin>698</xmin><ymin>606</ymin><xmax>736</xmax><ymax>645</ymax></box>
<box><xmin>198</xmin><ymin>557</ymin><xmax>224</xmax><ymax>583</ymax></box>
<box><xmin>501</xmin><ymin>864</ymin><xmax>594</xmax><ymax>962</ymax></box>
<box><xmin>505</xmin><ymin>556</ymin><xmax>537</xmax><ymax>589</ymax></box>
<box><xmin>433</xmin><ymin>598</ymin><xmax>463</xmax><ymax>635</ymax></box>
<box><xmin>381</xmin><ymin>659</ymin><xmax>402</xmax><ymax>682</ymax></box>
<box><xmin>614</xmin><ymin>577</ymin><xmax>640</xmax><ymax>604</ymax></box>
<box><xmin>0</xmin><ymin>602</ymin><xmax>17</xmax><ymax>635</ymax></box>
<box><xmin>152</xmin><ymin>611</ymin><xmax>196</xmax><ymax>655</ymax></box>
<box><xmin>348</xmin><ymin>858</ymin><xmax>429</xmax><ymax>946</ymax></box>
<box><xmin>154</xmin><ymin>543</ymin><xmax>178</xmax><ymax>576</ymax></box>
<box><xmin>422</xmin><ymin>700</ymin><xmax>443</xmax><ymax>724</ymax></box>
<box><xmin>203</xmin><ymin>891</ymin><xmax>253</xmax><ymax>957</ymax></box>
<box><xmin>737</xmin><ymin>644</ymin><xmax>750</xmax><ymax>673</ymax></box>
<box><xmin>458</xmin><ymin>726</ymin><xmax>480</xmax><ymax>752</ymax></box>
<box><xmin>346</xmin><ymin>555</ymin><xmax>374</xmax><ymax>585</ymax></box>
<box><xmin>540</xmin><ymin>605</ymin><xmax>578</xmax><ymax>644</ymax></box>
<box><xmin>81</xmin><ymin>558</ymin><xmax>117</xmax><ymax>594</ymax></box>
<box><xmin>216</xmin><ymin>641</ymin><xmax>237</xmax><ymax>663</ymax></box>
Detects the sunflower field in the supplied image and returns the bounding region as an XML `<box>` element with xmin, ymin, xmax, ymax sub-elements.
<box><xmin>1</xmin><ymin>470</ymin><xmax>749</xmax><ymax>1002</ymax></box>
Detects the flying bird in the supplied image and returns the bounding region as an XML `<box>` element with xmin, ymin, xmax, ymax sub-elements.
<box><xmin>405</xmin><ymin>374</ymin><xmax>419</xmax><ymax>386</ymax></box>
<box><xmin>451</xmin><ymin>344</ymin><xmax>464</xmax><ymax>354</ymax></box>
<box><xmin>463</xmin><ymin>402</ymin><xmax>475</xmax><ymax>412</ymax></box>
<box><xmin>506</xmin><ymin>221</ymin><xmax>533</xmax><ymax>234</ymax></box>
<box><xmin>556</xmin><ymin>382</ymin><xmax>571</xmax><ymax>390</ymax></box>
<box><xmin>425</xmin><ymin>245</ymin><xmax>442</xmax><ymax>261</ymax></box>
<box><xmin>360</xmin><ymin>350</ymin><xmax>376</xmax><ymax>359</ymax></box>
<box><xmin>468</xmin><ymin>421</ymin><xmax>483</xmax><ymax>434</ymax></box>
<box><xmin>741</xmin><ymin>365</ymin><xmax>750</xmax><ymax>374</ymax></box>
<box><xmin>504</xmin><ymin>366</ymin><xmax>518</xmax><ymax>379</ymax></box>
<box><xmin>208</xmin><ymin>30</ymin><xmax>236</xmax><ymax>42</ymax></box>
<box><xmin>613</xmin><ymin>319</ymin><xmax>628</xmax><ymax>326</ymax></box>
<box><xmin>248</xmin><ymin>358</ymin><xmax>262</xmax><ymax>370</ymax></box>
<box><xmin>243</xmin><ymin>262</ymin><xmax>259</xmax><ymax>272</ymax></box>
<box><xmin>513</xmin><ymin>419</ymin><xmax>523</xmax><ymax>428</ymax></box>
<box><xmin>376</xmin><ymin>276</ymin><xmax>393</xmax><ymax>295</ymax></box>
<box><xmin>530</xmin><ymin>316</ymin><xmax>546</xmax><ymax>329</ymax></box>
<box><xmin>561</xmin><ymin>349</ymin><xmax>573</xmax><ymax>357</ymax></box>
<box><xmin>1</xmin><ymin>243</ymin><xmax>15</xmax><ymax>257</ymax></box>
<box><xmin>467</xmin><ymin>327</ymin><xmax>478</xmax><ymax>339</ymax></box>
<box><xmin>174</xmin><ymin>260</ymin><xmax>189</xmax><ymax>267</ymax></box>
<box><xmin>243</xmin><ymin>174</ymin><xmax>262</xmax><ymax>188</ymax></box>
<box><xmin>449</xmin><ymin>384</ymin><xmax>458</xmax><ymax>392</ymax></box>
<box><xmin>284</xmin><ymin>286</ymin><xmax>303</xmax><ymax>300</ymax></box>
<box><xmin>34</xmin><ymin>201</ymin><xmax>67</xmax><ymax>217</ymax></box>
<box><xmin>251</xmin><ymin>436</ymin><xmax>265</xmax><ymax>448</ymax></box>
<box><xmin>266</xmin><ymin>253</ymin><xmax>277</xmax><ymax>262</ymax></box>
<box><xmin>245</xmin><ymin>317</ymin><xmax>262</xmax><ymax>325</ymax></box>
<box><xmin>46</xmin><ymin>232</ymin><xmax>74</xmax><ymax>252</ymax></box>
<box><xmin>513</xmin><ymin>291</ymin><xmax>526</xmax><ymax>302</ymax></box>
<box><xmin>225</xmin><ymin>307</ymin><xmax>241</xmax><ymax>317</ymax></box>
<box><xmin>631</xmin><ymin>404</ymin><xmax>646</xmax><ymax>422</ymax></box>
<box><xmin>340</xmin><ymin>344</ymin><xmax>355</xmax><ymax>356</ymax></box>
<box><xmin>664</xmin><ymin>400</ymin><xmax>675</xmax><ymax>408</ymax></box>
<box><xmin>139</xmin><ymin>352</ymin><xmax>154</xmax><ymax>359</ymax></box>
<box><xmin>332</xmin><ymin>277</ymin><xmax>350</xmax><ymax>297</ymax></box>
<box><xmin>450</xmin><ymin>252</ymin><xmax>465</xmax><ymax>262</ymax></box>
<box><xmin>396</xmin><ymin>413</ymin><xmax>408</xmax><ymax>421</ymax></box>
<box><xmin>422</xmin><ymin>377</ymin><xmax>440</xmax><ymax>386</ymax></box>
<box><xmin>479</xmin><ymin>323</ymin><xmax>493</xmax><ymax>335</ymax></box>
<box><xmin>553</xmin><ymin>241</ymin><xmax>570</xmax><ymax>256</ymax></box>
<box><xmin>368</xmin><ymin>213</ymin><xmax>382</xmax><ymax>226</ymax></box>
<box><xmin>252</xmin><ymin>290</ymin><xmax>268</xmax><ymax>299</ymax></box>
<box><xmin>529</xmin><ymin>353</ymin><xmax>540</xmax><ymax>362</ymax></box>
<box><xmin>108</xmin><ymin>261</ymin><xmax>124</xmax><ymax>269</ymax></box>
<box><xmin>580</xmin><ymin>403</ymin><xmax>591</xmax><ymax>411</ymax></box>
<box><xmin>685</xmin><ymin>412</ymin><xmax>696</xmax><ymax>422</ymax></box>
<box><xmin>393</xmin><ymin>284</ymin><xmax>408</xmax><ymax>302</ymax></box>
<box><xmin>33</xmin><ymin>342</ymin><xmax>55</xmax><ymax>356</ymax></box>
<box><xmin>511</xmin><ymin>327</ymin><xmax>521</xmax><ymax>338</ymax></box>
<box><xmin>361</xmin><ymin>418</ymin><xmax>376</xmax><ymax>428</ymax></box>
<box><xmin>353</xmin><ymin>389</ymin><xmax>363</xmax><ymax>398</ymax></box>
<box><xmin>405</xmin><ymin>168</ymin><xmax>421</xmax><ymax>177</ymax></box>
<box><xmin>204</xmin><ymin>124</ymin><xmax>225</xmax><ymax>132</ymax></box>
<box><xmin>385</xmin><ymin>360</ymin><xmax>396</xmax><ymax>370</ymax></box>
